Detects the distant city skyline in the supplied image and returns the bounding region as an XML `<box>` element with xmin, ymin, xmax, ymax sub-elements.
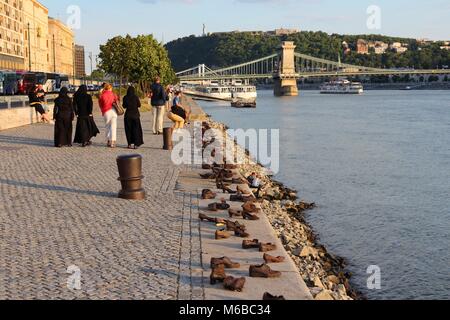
<box><xmin>40</xmin><ymin>0</ymin><xmax>450</xmax><ymax>72</ymax></box>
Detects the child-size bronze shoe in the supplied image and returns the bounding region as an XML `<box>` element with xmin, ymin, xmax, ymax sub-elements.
<box><xmin>202</xmin><ymin>164</ymin><xmax>213</xmax><ymax>170</ymax></box>
<box><xmin>242</xmin><ymin>239</ymin><xmax>260</xmax><ymax>249</ymax></box>
<box><xmin>210</xmin><ymin>265</ymin><xmax>226</xmax><ymax>285</ymax></box>
<box><xmin>243</xmin><ymin>211</ymin><xmax>260</xmax><ymax>221</ymax></box>
<box><xmin>224</xmin><ymin>276</ymin><xmax>246</xmax><ymax>292</ymax></box>
<box><xmin>215</xmin><ymin>230</ymin><xmax>232</xmax><ymax>240</ymax></box>
<box><xmin>211</xmin><ymin>257</ymin><xmax>240</xmax><ymax>269</ymax></box>
<box><xmin>263</xmin><ymin>253</ymin><xmax>285</xmax><ymax>264</ymax></box>
<box><xmin>202</xmin><ymin>189</ymin><xmax>217</xmax><ymax>200</ymax></box>
<box><xmin>228</xmin><ymin>209</ymin><xmax>244</xmax><ymax>218</ymax></box>
<box><xmin>249</xmin><ymin>264</ymin><xmax>282</xmax><ymax>278</ymax></box>
<box><xmin>263</xmin><ymin>292</ymin><xmax>286</xmax><ymax>300</ymax></box>
<box><xmin>259</xmin><ymin>243</ymin><xmax>277</xmax><ymax>253</ymax></box>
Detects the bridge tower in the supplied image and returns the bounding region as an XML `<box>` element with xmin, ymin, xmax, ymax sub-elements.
<box><xmin>274</xmin><ymin>41</ymin><xmax>299</xmax><ymax>96</ymax></box>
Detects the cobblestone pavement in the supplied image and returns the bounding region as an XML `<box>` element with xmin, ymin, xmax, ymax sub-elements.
<box><xmin>0</xmin><ymin>108</ymin><xmax>204</xmax><ymax>300</ymax></box>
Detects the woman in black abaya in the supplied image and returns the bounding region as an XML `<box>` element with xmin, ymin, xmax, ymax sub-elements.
<box><xmin>73</xmin><ymin>85</ymin><xmax>100</xmax><ymax>147</ymax></box>
<box><xmin>54</xmin><ymin>87</ymin><xmax>74</xmax><ymax>148</ymax></box>
<box><xmin>123</xmin><ymin>86</ymin><xmax>144</xmax><ymax>149</ymax></box>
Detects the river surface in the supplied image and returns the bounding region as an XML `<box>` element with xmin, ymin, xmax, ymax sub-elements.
<box><xmin>197</xmin><ymin>90</ymin><xmax>450</xmax><ymax>300</ymax></box>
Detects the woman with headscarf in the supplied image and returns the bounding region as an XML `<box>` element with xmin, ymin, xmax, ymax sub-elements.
<box><xmin>53</xmin><ymin>87</ymin><xmax>74</xmax><ymax>148</ymax></box>
<box><xmin>73</xmin><ymin>85</ymin><xmax>100</xmax><ymax>147</ymax></box>
<box><xmin>123</xmin><ymin>86</ymin><xmax>144</xmax><ymax>149</ymax></box>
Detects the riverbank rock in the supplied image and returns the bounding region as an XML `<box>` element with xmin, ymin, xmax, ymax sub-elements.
<box><xmin>314</xmin><ymin>289</ymin><xmax>335</xmax><ymax>301</ymax></box>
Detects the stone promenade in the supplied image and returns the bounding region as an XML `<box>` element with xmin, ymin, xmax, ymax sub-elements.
<box><xmin>0</xmin><ymin>106</ymin><xmax>203</xmax><ymax>300</ymax></box>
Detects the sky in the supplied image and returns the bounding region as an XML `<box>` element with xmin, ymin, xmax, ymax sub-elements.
<box><xmin>40</xmin><ymin>0</ymin><xmax>450</xmax><ymax>72</ymax></box>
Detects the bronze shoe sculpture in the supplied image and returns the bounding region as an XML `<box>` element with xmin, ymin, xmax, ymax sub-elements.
<box><xmin>242</xmin><ymin>239</ymin><xmax>260</xmax><ymax>249</ymax></box>
<box><xmin>249</xmin><ymin>264</ymin><xmax>282</xmax><ymax>278</ymax></box>
<box><xmin>228</xmin><ymin>209</ymin><xmax>244</xmax><ymax>218</ymax></box>
<box><xmin>224</xmin><ymin>220</ymin><xmax>246</xmax><ymax>231</ymax></box>
<box><xmin>199</xmin><ymin>214</ymin><xmax>225</xmax><ymax>224</ymax></box>
<box><xmin>263</xmin><ymin>292</ymin><xmax>286</xmax><ymax>300</ymax></box>
<box><xmin>210</xmin><ymin>265</ymin><xmax>227</xmax><ymax>285</ymax></box>
<box><xmin>243</xmin><ymin>211</ymin><xmax>260</xmax><ymax>221</ymax></box>
<box><xmin>208</xmin><ymin>203</ymin><xmax>219</xmax><ymax>212</ymax></box>
<box><xmin>215</xmin><ymin>230</ymin><xmax>232</xmax><ymax>240</ymax></box>
<box><xmin>224</xmin><ymin>276</ymin><xmax>246</xmax><ymax>292</ymax></box>
<box><xmin>222</xmin><ymin>186</ymin><xmax>237</xmax><ymax>194</ymax></box>
<box><xmin>235</xmin><ymin>227</ymin><xmax>250</xmax><ymax>238</ymax></box>
<box><xmin>263</xmin><ymin>253</ymin><xmax>285</xmax><ymax>264</ymax></box>
<box><xmin>202</xmin><ymin>189</ymin><xmax>217</xmax><ymax>200</ymax></box>
<box><xmin>200</xmin><ymin>173</ymin><xmax>217</xmax><ymax>180</ymax></box>
<box><xmin>202</xmin><ymin>164</ymin><xmax>213</xmax><ymax>170</ymax></box>
<box><xmin>259</xmin><ymin>243</ymin><xmax>277</xmax><ymax>253</ymax></box>
<box><xmin>242</xmin><ymin>201</ymin><xmax>260</xmax><ymax>214</ymax></box>
<box><xmin>211</xmin><ymin>257</ymin><xmax>240</xmax><ymax>269</ymax></box>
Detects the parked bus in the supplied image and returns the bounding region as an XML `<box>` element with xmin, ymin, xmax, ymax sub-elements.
<box><xmin>20</xmin><ymin>72</ymin><xmax>70</xmax><ymax>94</ymax></box>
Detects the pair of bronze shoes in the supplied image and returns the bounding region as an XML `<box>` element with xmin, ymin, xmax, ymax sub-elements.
<box><xmin>210</xmin><ymin>258</ymin><xmax>246</xmax><ymax>292</ymax></box>
<box><xmin>216</xmin><ymin>221</ymin><xmax>249</xmax><ymax>239</ymax></box>
<box><xmin>229</xmin><ymin>209</ymin><xmax>259</xmax><ymax>221</ymax></box>
<box><xmin>199</xmin><ymin>213</ymin><xmax>224</xmax><ymax>224</ymax></box>
<box><xmin>224</xmin><ymin>220</ymin><xmax>249</xmax><ymax>238</ymax></box>
<box><xmin>202</xmin><ymin>189</ymin><xmax>216</xmax><ymax>200</ymax></box>
<box><xmin>249</xmin><ymin>264</ymin><xmax>281</xmax><ymax>278</ymax></box>
<box><xmin>208</xmin><ymin>201</ymin><xmax>231</xmax><ymax>211</ymax></box>
<box><xmin>242</xmin><ymin>201</ymin><xmax>261</xmax><ymax>214</ymax></box>
<box><xmin>242</xmin><ymin>240</ymin><xmax>277</xmax><ymax>252</ymax></box>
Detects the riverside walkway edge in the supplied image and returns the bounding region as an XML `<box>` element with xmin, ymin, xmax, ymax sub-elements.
<box><xmin>0</xmin><ymin>97</ymin><xmax>311</xmax><ymax>300</ymax></box>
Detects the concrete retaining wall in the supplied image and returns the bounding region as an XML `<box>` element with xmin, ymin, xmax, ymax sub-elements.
<box><xmin>0</xmin><ymin>95</ymin><xmax>57</xmax><ymax>131</ymax></box>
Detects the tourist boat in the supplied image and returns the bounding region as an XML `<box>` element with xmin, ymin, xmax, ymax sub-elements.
<box><xmin>231</xmin><ymin>84</ymin><xmax>257</xmax><ymax>101</ymax></box>
<box><xmin>320</xmin><ymin>79</ymin><xmax>364</xmax><ymax>94</ymax></box>
<box><xmin>184</xmin><ymin>83</ymin><xmax>258</xmax><ymax>102</ymax></box>
<box><xmin>183</xmin><ymin>84</ymin><xmax>232</xmax><ymax>101</ymax></box>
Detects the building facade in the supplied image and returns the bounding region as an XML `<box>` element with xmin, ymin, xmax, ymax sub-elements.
<box><xmin>48</xmin><ymin>17</ymin><xmax>74</xmax><ymax>76</ymax></box>
<box><xmin>356</xmin><ymin>39</ymin><xmax>369</xmax><ymax>54</ymax></box>
<box><xmin>0</xmin><ymin>0</ymin><xmax>26</xmax><ymax>70</ymax></box>
<box><xmin>23</xmin><ymin>0</ymin><xmax>49</xmax><ymax>72</ymax></box>
<box><xmin>0</xmin><ymin>0</ymin><xmax>77</xmax><ymax>76</ymax></box>
<box><xmin>74</xmin><ymin>44</ymin><xmax>85</xmax><ymax>77</ymax></box>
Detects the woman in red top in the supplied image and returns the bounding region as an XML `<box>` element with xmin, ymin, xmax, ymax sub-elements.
<box><xmin>99</xmin><ymin>83</ymin><xmax>119</xmax><ymax>148</ymax></box>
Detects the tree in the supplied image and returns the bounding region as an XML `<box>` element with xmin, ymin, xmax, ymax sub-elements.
<box><xmin>90</xmin><ymin>69</ymin><xmax>105</xmax><ymax>81</ymax></box>
<box><xmin>99</xmin><ymin>34</ymin><xmax>176</xmax><ymax>92</ymax></box>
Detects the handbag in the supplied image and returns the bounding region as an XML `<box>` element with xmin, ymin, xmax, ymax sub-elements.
<box><xmin>113</xmin><ymin>100</ymin><xmax>124</xmax><ymax>116</ymax></box>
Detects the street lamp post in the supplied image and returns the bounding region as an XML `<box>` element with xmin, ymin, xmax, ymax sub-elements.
<box><xmin>53</xmin><ymin>34</ymin><xmax>56</xmax><ymax>73</ymax></box>
<box><xmin>72</xmin><ymin>43</ymin><xmax>76</xmax><ymax>86</ymax></box>
<box><xmin>27</xmin><ymin>23</ymin><xmax>32</xmax><ymax>71</ymax></box>
<box><xmin>88</xmin><ymin>52</ymin><xmax>93</xmax><ymax>84</ymax></box>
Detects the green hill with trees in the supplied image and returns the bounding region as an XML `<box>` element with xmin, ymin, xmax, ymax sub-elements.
<box><xmin>165</xmin><ymin>31</ymin><xmax>450</xmax><ymax>72</ymax></box>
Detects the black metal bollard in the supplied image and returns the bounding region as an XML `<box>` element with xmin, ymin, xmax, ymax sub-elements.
<box><xmin>116</xmin><ymin>154</ymin><xmax>146</xmax><ymax>200</ymax></box>
<box><xmin>163</xmin><ymin>127</ymin><xmax>173</xmax><ymax>150</ymax></box>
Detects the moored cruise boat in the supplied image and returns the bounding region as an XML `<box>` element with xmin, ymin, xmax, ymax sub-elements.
<box><xmin>183</xmin><ymin>84</ymin><xmax>232</xmax><ymax>101</ymax></box>
<box><xmin>320</xmin><ymin>79</ymin><xmax>364</xmax><ymax>94</ymax></box>
<box><xmin>231</xmin><ymin>85</ymin><xmax>258</xmax><ymax>101</ymax></box>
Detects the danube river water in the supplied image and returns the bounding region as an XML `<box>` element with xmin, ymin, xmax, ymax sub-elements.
<box><xmin>197</xmin><ymin>90</ymin><xmax>450</xmax><ymax>300</ymax></box>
